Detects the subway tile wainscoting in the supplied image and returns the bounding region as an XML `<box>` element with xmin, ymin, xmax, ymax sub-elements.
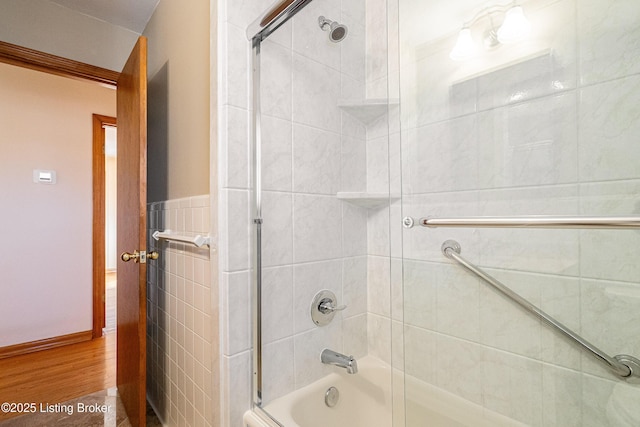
<box><xmin>146</xmin><ymin>195</ymin><xmax>213</xmax><ymax>426</ymax></box>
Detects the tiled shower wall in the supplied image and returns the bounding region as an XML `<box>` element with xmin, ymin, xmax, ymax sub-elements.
<box><xmin>147</xmin><ymin>195</ymin><xmax>214</xmax><ymax>427</ymax></box>
<box><xmin>217</xmin><ymin>0</ymin><xmax>399</xmax><ymax>425</ymax></box>
<box><xmin>398</xmin><ymin>0</ymin><xmax>640</xmax><ymax>425</ymax></box>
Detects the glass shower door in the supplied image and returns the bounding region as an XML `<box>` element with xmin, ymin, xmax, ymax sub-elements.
<box><xmin>396</xmin><ymin>0</ymin><xmax>640</xmax><ymax>425</ymax></box>
<box><xmin>250</xmin><ymin>0</ymin><xmax>396</xmax><ymax>426</ymax></box>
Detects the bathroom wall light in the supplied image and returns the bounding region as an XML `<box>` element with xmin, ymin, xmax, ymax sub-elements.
<box><xmin>497</xmin><ymin>5</ymin><xmax>531</xmax><ymax>43</ymax></box>
<box><xmin>450</xmin><ymin>2</ymin><xmax>531</xmax><ymax>61</ymax></box>
<box><xmin>449</xmin><ymin>27</ymin><xmax>477</xmax><ymax>60</ymax></box>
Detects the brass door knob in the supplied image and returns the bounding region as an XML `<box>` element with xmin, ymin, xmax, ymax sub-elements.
<box><xmin>121</xmin><ymin>250</ymin><xmax>158</xmax><ymax>263</ymax></box>
<box><xmin>121</xmin><ymin>251</ymin><xmax>140</xmax><ymax>263</ymax></box>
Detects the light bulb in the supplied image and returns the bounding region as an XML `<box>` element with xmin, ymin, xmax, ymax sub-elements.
<box><xmin>497</xmin><ymin>5</ymin><xmax>531</xmax><ymax>43</ymax></box>
<box><xmin>450</xmin><ymin>28</ymin><xmax>477</xmax><ymax>61</ymax></box>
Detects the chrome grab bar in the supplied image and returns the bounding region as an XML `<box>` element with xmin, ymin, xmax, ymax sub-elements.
<box><xmin>419</xmin><ymin>216</ymin><xmax>640</xmax><ymax>229</ymax></box>
<box><xmin>441</xmin><ymin>240</ymin><xmax>640</xmax><ymax>379</ymax></box>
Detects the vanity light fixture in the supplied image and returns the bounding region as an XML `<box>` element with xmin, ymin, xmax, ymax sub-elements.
<box><xmin>449</xmin><ymin>2</ymin><xmax>531</xmax><ymax>61</ymax></box>
<box><xmin>450</xmin><ymin>27</ymin><xmax>477</xmax><ymax>61</ymax></box>
<box><xmin>496</xmin><ymin>5</ymin><xmax>531</xmax><ymax>43</ymax></box>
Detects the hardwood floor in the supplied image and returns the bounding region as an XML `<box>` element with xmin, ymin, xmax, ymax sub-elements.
<box><xmin>0</xmin><ymin>333</ymin><xmax>115</xmax><ymax>422</ymax></box>
<box><xmin>106</xmin><ymin>271</ymin><xmax>117</xmax><ymax>332</ymax></box>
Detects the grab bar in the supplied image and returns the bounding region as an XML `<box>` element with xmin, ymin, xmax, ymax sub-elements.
<box><xmin>440</xmin><ymin>240</ymin><xmax>640</xmax><ymax>379</ymax></box>
<box><xmin>418</xmin><ymin>216</ymin><xmax>640</xmax><ymax>229</ymax></box>
<box><xmin>152</xmin><ymin>230</ymin><xmax>211</xmax><ymax>248</ymax></box>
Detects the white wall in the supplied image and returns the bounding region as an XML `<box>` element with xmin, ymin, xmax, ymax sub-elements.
<box><xmin>0</xmin><ymin>62</ymin><xmax>116</xmax><ymax>347</ymax></box>
<box><xmin>0</xmin><ymin>0</ymin><xmax>140</xmax><ymax>71</ymax></box>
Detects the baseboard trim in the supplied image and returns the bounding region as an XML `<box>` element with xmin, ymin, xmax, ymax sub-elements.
<box><xmin>0</xmin><ymin>330</ymin><xmax>93</xmax><ymax>359</ymax></box>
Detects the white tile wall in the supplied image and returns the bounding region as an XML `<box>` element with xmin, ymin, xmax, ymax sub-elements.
<box><xmin>260</xmin><ymin>192</ymin><xmax>293</xmax><ymax>267</ymax></box>
<box><xmin>292</xmin><ymin>124</ymin><xmax>341</xmax><ymax>194</ymax></box>
<box><xmin>147</xmin><ymin>195</ymin><xmax>213</xmax><ymax>427</ymax></box>
<box><xmin>261</xmin><ymin>41</ymin><xmax>293</xmax><ymax>122</ymax></box>
<box><xmin>398</xmin><ymin>0</ymin><xmax>640</xmax><ymax>425</ymax></box>
<box><xmin>577</xmin><ymin>0</ymin><xmax>640</xmax><ymax>85</ymax></box>
<box><xmin>261</xmin><ymin>115</ymin><xmax>293</xmax><ymax>192</ymax></box>
<box><xmin>218</xmin><ymin>1</ymin><xmax>383</xmax><ymax>426</ymax></box>
<box><xmin>214</xmin><ymin>1</ymin><xmax>640</xmax><ymax>426</ymax></box>
<box><xmin>292</xmin><ymin>195</ymin><xmax>343</xmax><ymax>263</ymax></box>
<box><xmin>579</xmin><ymin>180</ymin><xmax>640</xmax><ymax>283</ymax></box>
<box><xmin>578</xmin><ymin>74</ymin><xmax>640</xmax><ymax>182</ymax></box>
<box><xmin>261</xmin><ymin>266</ymin><xmax>294</xmax><ymax>344</ymax></box>
<box><xmin>218</xmin><ymin>0</ymin><xmax>640</xmax><ymax>425</ymax></box>
<box><xmin>292</xmin><ymin>54</ymin><xmax>342</xmax><ymax>132</ymax></box>
<box><xmin>477</xmin><ymin>92</ymin><xmax>578</xmax><ymax>189</ymax></box>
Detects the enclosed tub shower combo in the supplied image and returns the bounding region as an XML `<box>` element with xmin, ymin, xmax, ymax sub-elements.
<box><xmin>242</xmin><ymin>0</ymin><xmax>640</xmax><ymax>426</ymax></box>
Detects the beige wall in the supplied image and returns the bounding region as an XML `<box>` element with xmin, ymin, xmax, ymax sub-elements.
<box><xmin>143</xmin><ymin>0</ymin><xmax>211</xmax><ymax>202</ymax></box>
<box><xmin>0</xmin><ymin>0</ymin><xmax>139</xmax><ymax>71</ymax></box>
<box><xmin>143</xmin><ymin>1</ymin><xmax>218</xmax><ymax>425</ymax></box>
<box><xmin>0</xmin><ymin>62</ymin><xmax>116</xmax><ymax>347</ymax></box>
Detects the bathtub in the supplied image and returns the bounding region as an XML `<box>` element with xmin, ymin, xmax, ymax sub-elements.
<box><xmin>244</xmin><ymin>356</ymin><xmax>525</xmax><ymax>427</ymax></box>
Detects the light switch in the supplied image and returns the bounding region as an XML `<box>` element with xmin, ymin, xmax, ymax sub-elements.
<box><xmin>33</xmin><ymin>169</ymin><xmax>57</xmax><ymax>184</ymax></box>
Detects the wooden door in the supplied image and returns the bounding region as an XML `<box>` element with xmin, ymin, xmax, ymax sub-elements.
<box><xmin>116</xmin><ymin>36</ymin><xmax>147</xmax><ymax>427</ymax></box>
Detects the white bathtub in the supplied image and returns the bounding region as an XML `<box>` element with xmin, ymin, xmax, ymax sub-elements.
<box><xmin>244</xmin><ymin>356</ymin><xmax>392</xmax><ymax>427</ymax></box>
<box><xmin>244</xmin><ymin>356</ymin><xmax>525</xmax><ymax>427</ymax></box>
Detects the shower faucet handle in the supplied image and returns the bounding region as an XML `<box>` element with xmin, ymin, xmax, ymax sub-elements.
<box><xmin>311</xmin><ymin>290</ymin><xmax>346</xmax><ymax>326</ymax></box>
<box><xmin>318</xmin><ymin>298</ymin><xmax>346</xmax><ymax>314</ymax></box>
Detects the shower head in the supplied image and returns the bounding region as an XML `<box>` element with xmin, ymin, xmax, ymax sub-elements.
<box><xmin>318</xmin><ymin>16</ymin><xmax>348</xmax><ymax>43</ymax></box>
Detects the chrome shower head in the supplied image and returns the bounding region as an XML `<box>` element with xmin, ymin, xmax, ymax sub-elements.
<box><xmin>318</xmin><ymin>16</ymin><xmax>348</xmax><ymax>43</ymax></box>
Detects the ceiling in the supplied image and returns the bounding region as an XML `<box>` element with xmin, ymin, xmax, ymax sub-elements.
<box><xmin>48</xmin><ymin>0</ymin><xmax>160</xmax><ymax>34</ymax></box>
<box><xmin>46</xmin><ymin>0</ymin><xmax>490</xmax><ymax>44</ymax></box>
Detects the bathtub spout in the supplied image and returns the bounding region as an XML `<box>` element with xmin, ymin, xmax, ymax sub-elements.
<box><xmin>321</xmin><ymin>349</ymin><xmax>358</xmax><ymax>374</ymax></box>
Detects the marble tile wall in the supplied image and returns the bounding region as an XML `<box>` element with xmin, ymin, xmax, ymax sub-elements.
<box><xmin>218</xmin><ymin>1</ymin><xmax>383</xmax><ymax>426</ymax></box>
<box><xmin>218</xmin><ymin>0</ymin><xmax>254</xmax><ymax>416</ymax></box>
<box><xmin>146</xmin><ymin>195</ymin><xmax>214</xmax><ymax>427</ymax></box>
<box><xmin>398</xmin><ymin>0</ymin><xmax>640</xmax><ymax>425</ymax></box>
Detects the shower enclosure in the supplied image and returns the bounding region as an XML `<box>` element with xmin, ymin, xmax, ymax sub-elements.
<box><xmin>244</xmin><ymin>0</ymin><xmax>640</xmax><ymax>425</ymax></box>
<box><xmin>245</xmin><ymin>1</ymin><xmax>396</xmax><ymax>425</ymax></box>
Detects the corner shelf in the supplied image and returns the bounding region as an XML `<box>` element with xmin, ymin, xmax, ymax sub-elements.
<box><xmin>336</xmin><ymin>192</ymin><xmax>399</xmax><ymax>209</ymax></box>
<box><xmin>337</xmin><ymin>98</ymin><xmax>399</xmax><ymax>125</ymax></box>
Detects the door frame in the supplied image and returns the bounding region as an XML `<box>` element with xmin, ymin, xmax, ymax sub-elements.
<box><xmin>92</xmin><ymin>114</ymin><xmax>117</xmax><ymax>338</ymax></box>
<box><xmin>0</xmin><ymin>41</ymin><xmax>120</xmax><ymax>340</ymax></box>
<box><xmin>0</xmin><ymin>41</ymin><xmax>119</xmax><ymax>85</ymax></box>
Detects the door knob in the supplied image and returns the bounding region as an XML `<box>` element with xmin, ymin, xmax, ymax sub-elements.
<box><xmin>121</xmin><ymin>250</ymin><xmax>140</xmax><ymax>263</ymax></box>
<box><xmin>121</xmin><ymin>250</ymin><xmax>159</xmax><ymax>263</ymax></box>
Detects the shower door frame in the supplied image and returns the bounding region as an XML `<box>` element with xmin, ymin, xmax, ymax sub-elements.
<box><xmin>247</xmin><ymin>1</ymin><xmax>314</xmax><ymax>423</ymax></box>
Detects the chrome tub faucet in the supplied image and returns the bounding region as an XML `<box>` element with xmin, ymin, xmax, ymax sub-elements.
<box><xmin>321</xmin><ymin>349</ymin><xmax>358</xmax><ymax>374</ymax></box>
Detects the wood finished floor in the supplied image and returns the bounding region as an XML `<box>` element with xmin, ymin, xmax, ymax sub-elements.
<box><xmin>0</xmin><ymin>333</ymin><xmax>116</xmax><ymax>422</ymax></box>
<box><xmin>0</xmin><ymin>274</ymin><xmax>161</xmax><ymax>426</ymax></box>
